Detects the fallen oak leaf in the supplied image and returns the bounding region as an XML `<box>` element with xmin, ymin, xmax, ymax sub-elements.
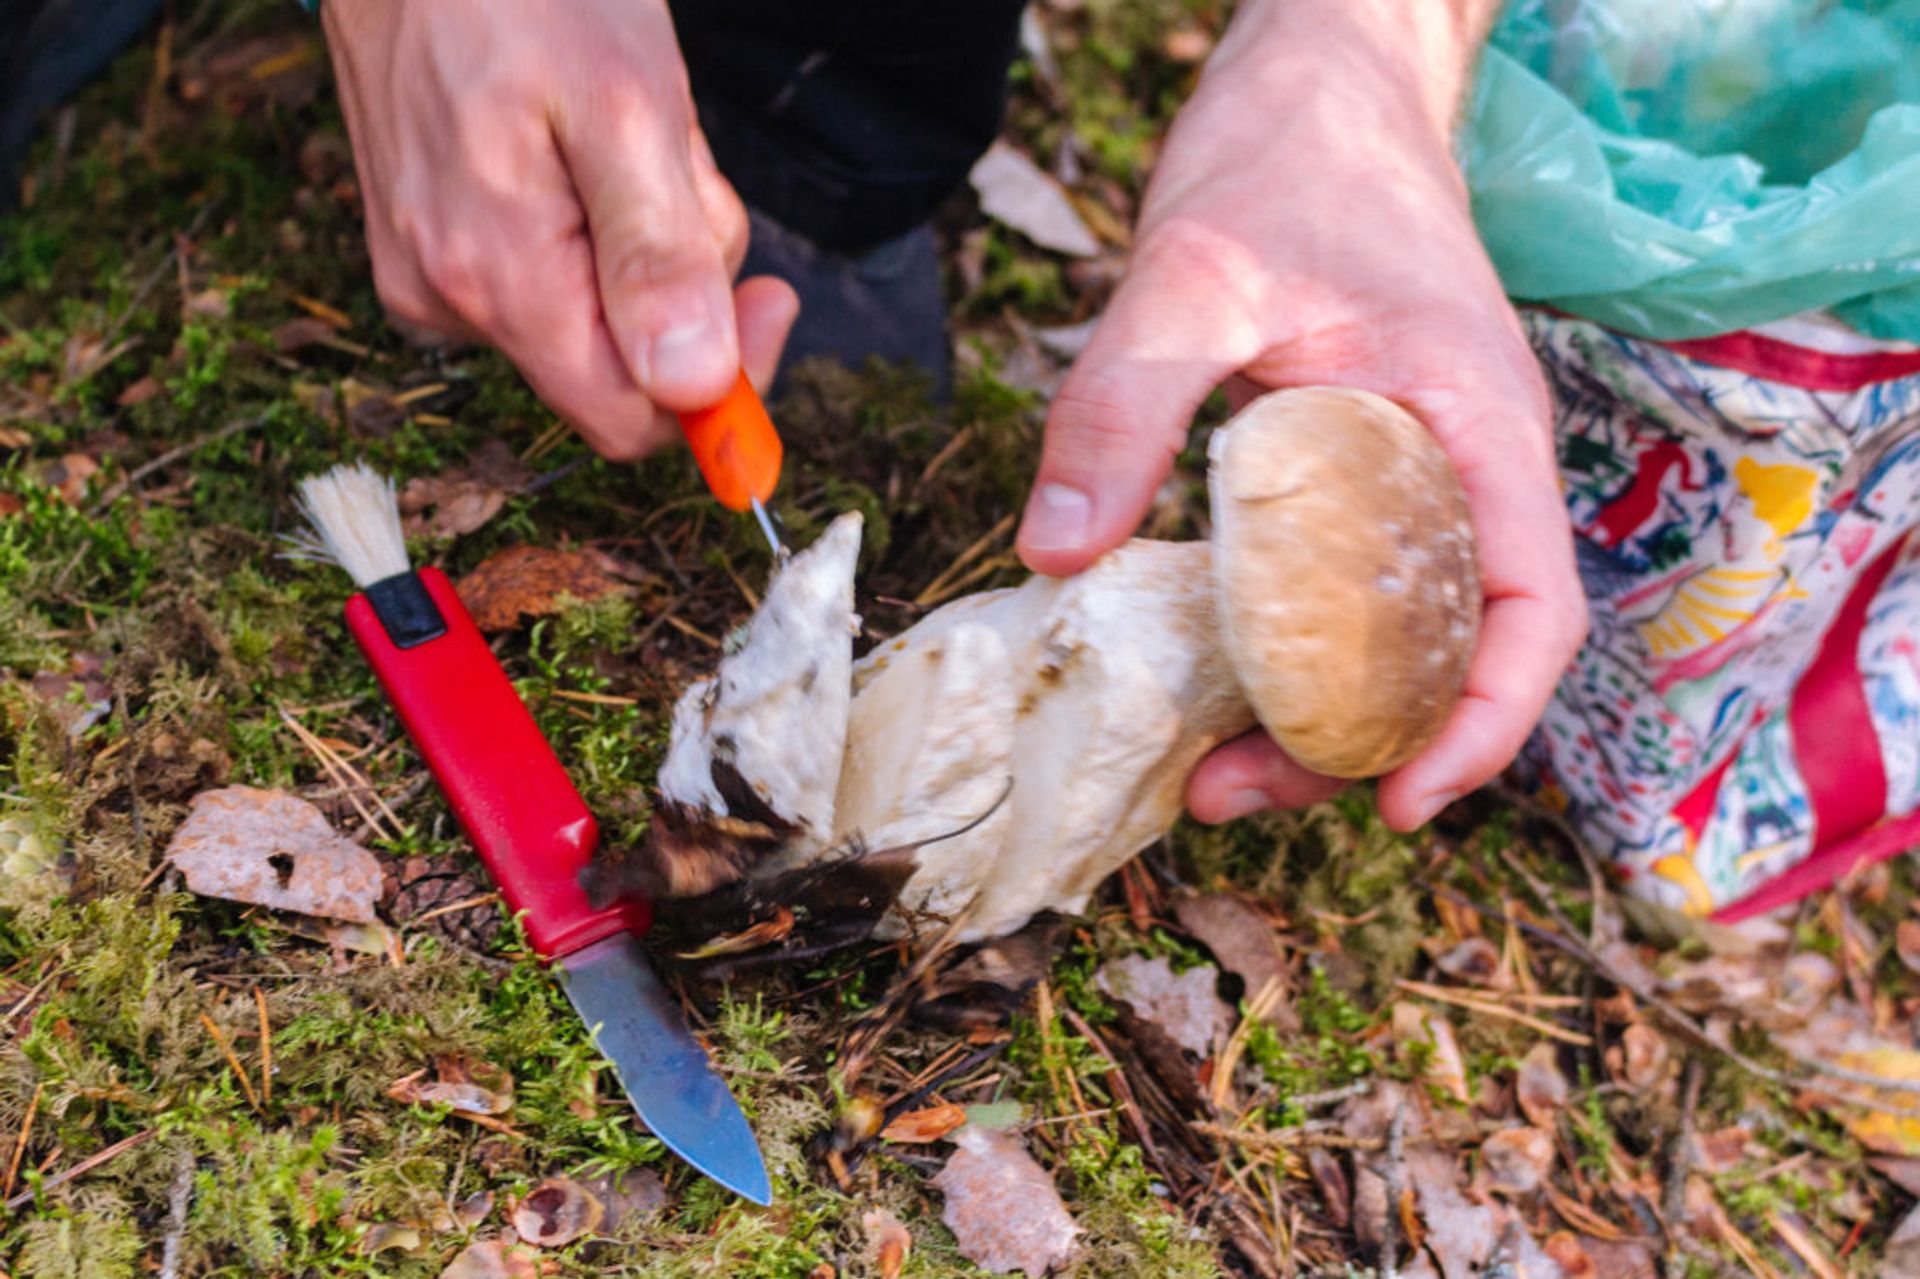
<box><xmin>511</xmin><ymin>1176</ymin><xmax>603</xmax><ymax>1248</ymax></box>
<box><xmin>455</xmin><ymin>544</ymin><xmax>633</xmax><ymax>633</ymax></box>
<box><xmin>930</xmin><ymin>1124</ymin><xmax>1079</xmax><ymax>1278</ymax></box>
<box><xmin>167</xmin><ymin>786</ymin><xmax>382</xmax><ymax>922</ymax></box>
<box><xmin>880</xmin><ymin>1102</ymin><xmax>967</xmax><ymax>1144</ymax></box>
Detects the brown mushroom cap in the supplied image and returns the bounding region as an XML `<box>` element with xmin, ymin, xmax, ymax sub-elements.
<box><xmin>1207</xmin><ymin>386</ymin><xmax>1481</xmax><ymax>778</ymax></box>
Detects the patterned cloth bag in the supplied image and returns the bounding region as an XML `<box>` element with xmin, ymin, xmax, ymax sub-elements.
<box><xmin>1521</xmin><ymin>314</ymin><xmax>1920</xmax><ymax>918</ymax></box>
<box><xmin>1460</xmin><ymin>1</ymin><xmax>1920</xmax><ymax>916</ymax></box>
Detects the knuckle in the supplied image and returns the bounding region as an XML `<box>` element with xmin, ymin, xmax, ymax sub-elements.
<box><xmin>415</xmin><ymin>240</ymin><xmax>488</xmax><ymax>316</ymax></box>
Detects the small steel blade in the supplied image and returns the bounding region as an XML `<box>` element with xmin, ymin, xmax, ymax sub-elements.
<box><xmin>558</xmin><ymin>933</ymin><xmax>771</xmax><ymax>1204</ymax></box>
<box><xmin>749</xmin><ymin>496</ymin><xmax>786</xmax><ymax>561</ymax></box>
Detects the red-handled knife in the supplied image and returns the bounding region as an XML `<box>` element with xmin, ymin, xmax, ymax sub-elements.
<box><xmin>292</xmin><ymin>465</ymin><xmax>770</xmax><ymax>1204</ymax></box>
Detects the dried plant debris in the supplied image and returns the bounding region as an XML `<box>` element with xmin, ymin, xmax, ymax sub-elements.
<box><xmin>1170</xmin><ymin>890</ymin><xmax>1295</xmax><ymax>1024</ymax></box>
<box><xmin>399</xmin><ymin>439</ymin><xmax>532</xmax><ymax>538</ymax></box>
<box><xmin>387</xmin><ymin>1056</ymin><xmax>515</xmax><ymax>1120</ymax></box>
<box><xmin>510</xmin><ymin>1176</ymin><xmax>603</xmax><ymax>1248</ymax></box>
<box><xmin>931</xmin><ymin>1125</ymin><xmax>1080</xmax><ymax>1277</ymax></box>
<box><xmin>167</xmin><ymin>785</ymin><xmax>383</xmax><ymax>922</ymax></box>
<box><xmin>1093</xmin><ymin>954</ymin><xmax>1231</xmax><ymax>1058</ymax></box>
<box><xmin>439</xmin><ymin>1239</ymin><xmax>540</xmax><ymax>1279</ymax></box>
<box><xmin>454</xmin><ymin>543</ymin><xmax>645</xmax><ymax>633</ymax></box>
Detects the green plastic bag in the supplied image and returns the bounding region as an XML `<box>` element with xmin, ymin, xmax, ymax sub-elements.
<box><xmin>1460</xmin><ymin>0</ymin><xmax>1920</xmax><ymax>341</ymax></box>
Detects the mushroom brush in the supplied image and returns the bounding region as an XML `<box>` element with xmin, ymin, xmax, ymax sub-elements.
<box><xmin>625</xmin><ymin>387</ymin><xmax>1482</xmax><ymax>946</ymax></box>
<box><xmin>290</xmin><ymin>464</ymin><xmax>771</xmax><ymax>1203</ymax></box>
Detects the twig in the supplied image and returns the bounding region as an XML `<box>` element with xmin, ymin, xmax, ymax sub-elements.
<box><xmin>1393</xmin><ymin>978</ymin><xmax>1591</xmax><ymax>1045</ymax></box>
<box><xmin>1059</xmin><ymin>1005</ymin><xmax>1162</xmax><ymax>1167</ymax></box>
<box><xmin>89</xmin><ymin>415</ymin><xmax>262</xmax><ymax>514</ymax></box>
<box><xmin>3</xmin><ymin>1084</ymin><xmax>42</xmax><ymax>1199</ymax></box>
<box><xmin>157</xmin><ymin>1145</ymin><xmax>195</xmax><ymax>1279</ymax></box>
<box><xmin>3</xmin><ymin>1128</ymin><xmax>157</xmax><ymax>1212</ymax></box>
<box><xmin>101</xmin><ymin>200</ymin><xmax>218</xmax><ymax>351</ymax></box>
<box><xmin>1483</xmin><ymin>854</ymin><xmax>1920</xmax><ymax>1104</ymax></box>
<box><xmin>254</xmin><ymin>987</ymin><xmax>272</xmax><ymax>1107</ymax></box>
<box><xmin>915</xmin><ymin>514</ymin><xmax>1014</xmax><ymax>607</ymax></box>
<box><xmin>1380</xmin><ymin>1103</ymin><xmax>1406</xmax><ymax>1279</ymax></box>
<box><xmin>199</xmin><ymin>1013</ymin><xmax>262</xmax><ymax>1111</ymax></box>
<box><xmin>1663</xmin><ymin>1057</ymin><xmax>1704</xmax><ymax>1278</ymax></box>
<box><xmin>1191</xmin><ymin>1122</ymin><xmax>1382</xmax><ymax>1153</ymax></box>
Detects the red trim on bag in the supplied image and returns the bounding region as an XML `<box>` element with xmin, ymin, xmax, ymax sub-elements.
<box><xmin>1714</xmin><ymin>811</ymin><xmax>1920</xmax><ymax>923</ymax></box>
<box><xmin>1659</xmin><ymin>332</ymin><xmax>1920</xmax><ymax>392</ymax></box>
<box><xmin>1712</xmin><ymin>535</ymin><xmax>1912</xmax><ymax>922</ymax></box>
<box><xmin>1788</xmin><ymin>536</ymin><xmax>1905</xmax><ymax>844</ymax></box>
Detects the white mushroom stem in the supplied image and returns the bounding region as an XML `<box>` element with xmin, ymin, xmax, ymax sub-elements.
<box><xmin>654</xmin><ymin>388</ymin><xmax>1480</xmax><ymax>943</ymax></box>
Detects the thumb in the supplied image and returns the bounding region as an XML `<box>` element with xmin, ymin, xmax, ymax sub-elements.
<box><xmin>558</xmin><ymin>100</ymin><xmax>743</xmax><ymax>413</ymax></box>
<box><xmin>734</xmin><ymin>274</ymin><xmax>800</xmax><ymax>393</ymax></box>
<box><xmin>1018</xmin><ymin>258</ymin><xmax>1244</xmax><ymax>576</ymax></box>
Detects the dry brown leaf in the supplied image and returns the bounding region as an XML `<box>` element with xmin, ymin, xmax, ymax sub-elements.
<box><xmin>1162</xmin><ymin>26</ymin><xmax>1213</xmax><ymax>62</ymax></box>
<box><xmin>1581</xmin><ymin>1237</ymin><xmax>1659</xmax><ymax>1279</ymax></box>
<box><xmin>511</xmin><ymin>1176</ymin><xmax>604</xmax><ymax>1247</ymax></box>
<box><xmin>1479</xmin><ymin>1125</ymin><xmax>1554</xmax><ymax>1196</ymax></box>
<box><xmin>1171</xmin><ymin>892</ymin><xmax>1294</xmax><ymax>1025</ymax></box>
<box><xmin>389</xmin><ymin>1055</ymin><xmax>515</xmax><ymax>1118</ymax></box>
<box><xmin>968</xmin><ymin>140</ymin><xmax>1101</xmax><ymax>258</ymax></box>
<box><xmin>438</xmin><ymin>1239</ymin><xmax>540</xmax><ymax>1279</ymax></box>
<box><xmin>341</xmin><ymin>378</ymin><xmax>404</xmax><ymax>437</ymax></box>
<box><xmin>168</xmin><ymin>786</ymin><xmax>382</xmax><ymax>922</ymax></box>
<box><xmin>577</xmin><ymin>1168</ymin><xmax>664</xmax><ymax>1233</ymax></box>
<box><xmin>1516</xmin><ymin>1042</ymin><xmax>1568</xmax><ymax>1127</ymax></box>
<box><xmin>1093</xmin><ymin>954</ymin><xmax>1232</xmax><ymax>1057</ymax></box>
<box><xmin>360</xmin><ymin>1223</ymin><xmax>425</xmax><ymax>1256</ymax></box>
<box><xmin>930</xmin><ymin>1125</ymin><xmax>1079</xmax><ymax>1277</ymax></box>
<box><xmin>1540</xmin><ymin>1232</ymin><xmax>1596</xmax><ymax>1278</ymax></box>
<box><xmin>1432</xmin><ymin>937</ymin><xmax>1503</xmax><ymax>988</ymax></box>
<box><xmin>455</xmin><ymin>545</ymin><xmax>633</xmax><ymax>633</ymax></box>
<box><xmin>0</xmin><ymin>425</ymin><xmax>29</xmax><ymax>449</ymax></box>
<box><xmin>453</xmin><ymin>1190</ymin><xmax>496</xmax><ymax>1229</ymax></box>
<box><xmin>1693</xmin><ymin>1126</ymin><xmax>1755</xmax><ymax>1174</ymax></box>
<box><xmin>1392</xmin><ymin>1002</ymin><xmax>1469</xmax><ymax>1103</ymax></box>
<box><xmin>1306</xmin><ymin>1146</ymin><xmax>1350</xmax><ymax>1230</ymax></box>
<box><xmin>116</xmin><ymin>376</ymin><xmax>162</xmax><ymax>408</ymax></box>
<box><xmin>39</xmin><ymin>452</ymin><xmax>99</xmax><ymax>505</ymax></box>
<box><xmin>400</xmin><ymin>441</ymin><xmax>533</xmax><ymax>539</ymax></box>
<box><xmin>881</xmin><ymin>1102</ymin><xmax>968</xmax><ymax>1144</ymax></box>
<box><xmin>861</xmin><ymin>1208</ymin><xmax>912</xmax><ymax>1279</ymax></box>
<box><xmin>1619</xmin><ymin>1024</ymin><xmax>1669</xmax><ymax>1089</ymax></box>
<box><xmin>274</xmin><ymin>317</ymin><xmax>338</xmax><ymax>353</ymax></box>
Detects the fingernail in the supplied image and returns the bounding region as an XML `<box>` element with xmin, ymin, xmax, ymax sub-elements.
<box><xmin>1021</xmin><ymin>483</ymin><xmax>1093</xmax><ymax>554</ymax></box>
<box><xmin>636</xmin><ymin>312</ymin><xmax>728</xmax><ymax>395</ymax></box>
<box><xmin>1217</xmin><ymin>788</ymin><xmax>1271</xmax><ymax>822</ymax></box>
<box><xmin>1412</xmin><ymin>788</ymin><xmax>1463</xmax><ymax>827</ymax></box>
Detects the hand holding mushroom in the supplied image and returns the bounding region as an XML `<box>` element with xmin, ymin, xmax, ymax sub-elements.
<box><xmin>633</xmin><ymin>388</ymin><xmax>1480</xmax><ymax>945</ymax></box>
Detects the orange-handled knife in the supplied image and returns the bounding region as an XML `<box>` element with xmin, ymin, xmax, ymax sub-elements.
<box><xmin>676</xmin><ymin>369</ymin><xmax>785</xmax><ymax>555</ymax></box>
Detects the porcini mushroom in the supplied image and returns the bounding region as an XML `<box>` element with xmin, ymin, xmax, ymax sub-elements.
<box><xmin>642</xmin><ymin>387</ymin><xmax>1479</xmax><ymax>944</ymax></box>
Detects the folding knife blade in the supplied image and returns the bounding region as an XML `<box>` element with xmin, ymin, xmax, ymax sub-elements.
<box><xmin>558</xmin><ymin>933</ymin><xmax>772</xmax><ymax>1205</ymax></box>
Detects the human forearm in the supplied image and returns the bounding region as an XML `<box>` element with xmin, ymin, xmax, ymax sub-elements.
<box><xmin>1206</xmin><ymin>0</ymin><xmax>1503</xmax><ymax>141</ymax></box>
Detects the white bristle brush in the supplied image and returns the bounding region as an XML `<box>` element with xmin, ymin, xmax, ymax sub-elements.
<box><xmin>285</xmin><ymin>462</ymin><xmax>410</xmax><ymax>588</ymax></box>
